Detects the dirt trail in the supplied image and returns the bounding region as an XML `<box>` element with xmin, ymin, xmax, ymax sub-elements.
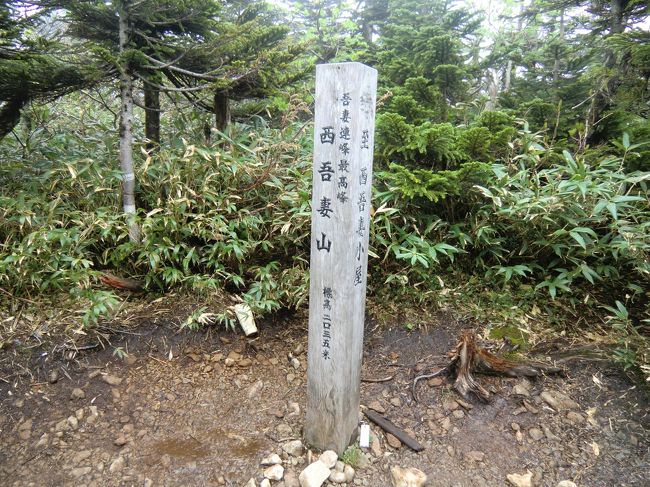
<box><xmin>1</xmin><ymin>310</ymin><xmax>648</xmax><ymax>487</ymax></box>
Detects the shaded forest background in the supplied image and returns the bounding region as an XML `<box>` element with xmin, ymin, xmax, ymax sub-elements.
<box><xmin>0</xmin><ymin>0</ymin><xmax>648</xmax><ymax>378</ymax></box>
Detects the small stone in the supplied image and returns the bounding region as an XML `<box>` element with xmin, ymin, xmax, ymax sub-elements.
<box><xmin>114</xmin><ymin>436</ymin><xmax>127</xmax><ymax>447</ymax></box>
<box><xmin>506</xmin><ymin>471</ymin><xmax>533</xmax><ymax>487</ymax></box>
<box><xmin>244</xmin><ymin>479</ymin><xmax>256</xmax><ymax>487</ymax></box>
<box><xmin>528</xmin><ymin>428</ymin><xmax>544</xmax><ymax>441</ymax></box>
<box><xmin>329</xmin><ymin>470</ymin><xmax>347</xmax><ymax>483</ymax></box>
<box><xmin>428</xmin><ymin>377</ymin><xmax>443</xmax><ymax>386</ymax></box>
<box><xmin>75</xmin><ymin>408</ymin><xmax>85</xmax><ymax>421</ymax></box>
<box><xmin>452</xmin><ymin>410</ymin><xmax>465</xmax><ymax>419</ymax></box>
<box><xmin>224</xmin><ymin>358</ymin><xmax>236</xmax><ymax>367</ymax></box>
<box><xmin>282</xmin><ymin>439</ymin><xmax>304</xmax><ymax>457</ymax></box>
<box><xmin>368</xmin><ymin>401</ymin><xmax>385</xmax><ymax>414</ymax></box>
<box><xmin>370</xmin><ymin>436</ymin><xmax>382</xmax><ymax>457</ymax></box>
<box><xmin>247</xmin><ymin>380</ymin><xmax>264</xmax><ymax>399</ymax></box>
<box><xmin>70</xmin><ymin>466</ymin><xmax>92</xmax><ymax>478</ymax></box>
<box><xmin>556</xmin><ymin>481</ymin><xmax>578</xmax><ymax>487</ymax></box>
<box><xmin>319</xmin><ymin>450</ymin><xmax>338</xmax><ymax>469</ymax></box>
<box><xmin>443</xmin><ymin>400</ymin><xmax>459</xmax><ymax>411</ymax></box>
<box><xmin>109</xmin><ymin>456</ymin><xmax>125</xmax><ymax>473</ymax></box>
<box><xmin>35</xmin><ymin>433</ymin><xmax>49</xmax><ymax>447</ymax></box>
<box><xmin>261</xmin><ymin>453</ymin><xmax>282</xmax><ymax>466</ymax></box>
<box><xmin>264</xmin><ymin>464</ymin><xmax>284</xmax><ymax>481</ymax></box>
<box><xmin>260</xmin><ymin>479</ymin><xmax>271</xmax><ymax>487</ymax></box>
<box><xmin>456</xmin><ymin>399</ymin><xmax>473</xmax><ymax>410</ymax></box>
<box><xmin>511</xmin><ymin>422</ymin><xmax>520</xmax><ymax>431</ymax></box>
<box><xmin>390</xmin><ymin>466</ymin><xmax>427</xmax><ymax>487</ymax></box>
<box><xmin>49</xmin><ymin>370</ymin><xmax>60</xmax><ymax>384</ymax></box>
<box><xmin>390</xmin><ymin>397</ymin><xmax>402</xmax><ymax>407</ymax></box>
<box><xmin>290</xmin><ymin>357</ymin><xmax>300</xmax><ymax>369</ymax></box>
<box><xmin>72</xmin><ymin>450</ymin><xmax>92</xmax><ymax>464</ymax></box>
<box><xmin>71</xmin><ymin>388</ymin><xmax>86</xmax><ymax>400</ymax></box>
<box><xmin>540</xmin><ymin>390</ymin><xmax>579</xmax><ymax>411</ymax></box>
<box><xmin>144</xmin><ymin>479</ymin><xmax>153</xmax><ymax>487</ymax></box>
<box><xmin>277</xmin><ymin>423</ymin><xmax>293</xmax><ymax>437</ymax></box>
<box><xmin>386</xmin><ymin>433</ymin><xmax>402</xmax><ymax>449</ymax></box>
<box><xmin>102</xmin><ymin>374</ymin><xmax>123</xmax><ymax>386</ymax></box>
<box><xmin>466</xmin><ymin>450</ymin><xmax>485</xmax><ymax>462</ymax></box>
<box><xmin>299</xmin><ymin>460</ymin><xmax>331</xmax><ymax>487</ymax></box>
<box><xmin>513</xmin><ymin>384</ymin><xmax>531</xmax><ymax>397</ymax></box>
<box><xmin>125</xmin><ymin>355</ymin><xmax>137</xmax><ymax>365</ymax></box>
<box><xmin>286</xmin><ymin>373</ymin><xmax>296</xmax><ymax>382</ymax></box>
<box><xmin>67</xmin><ymin>416</ymin><xmax>79</xmax><ymax>430</ymax></box>
<box><xmin>239</xmin><ymin>358</ymin><xmax>253</xmax><ymax>367</ymax></box>
<box><xmin>441</xmin><ymin>417</ymin><xmax>452</xmax><ymax>431</ymax></box>
<box><xmin>566</xmin><ymin>412</ymin><xmax>585</xmax><ymax>424</ymax></box>
<box><xmin>18</xmin><ymin>418</ymin><xmax>32</xmax><ymax>440</ymax></box>
<box><xmin>344</xmin><ymin>464</ymin><xmax>355</xmax><ymax>482</ymax></box>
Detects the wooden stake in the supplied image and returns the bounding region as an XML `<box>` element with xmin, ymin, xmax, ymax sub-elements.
<box><xmin>305</xmin><ymin>62</ymin><xmax>377</xmax><ymax>454</ymax></box>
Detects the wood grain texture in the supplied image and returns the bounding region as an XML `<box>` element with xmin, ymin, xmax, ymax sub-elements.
<box><xmin>305</xmin><ymin>62</ymin><xmax>377</xmax><ymax>453</ymax></box>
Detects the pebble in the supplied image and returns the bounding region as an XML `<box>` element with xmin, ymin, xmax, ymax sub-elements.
<box><xmin>540</xmin><ymin>390</ymin><xmax>579</xmax><ymax>411</ymax></box>
<box><xmin>370</xmin><ymin>437</ymin><xmax>382</xmax><ymax>457</ymax></box>
<box><xmin>566</xmin><ymin>412</ymin><xmax>585</xmax><ymax>424</ymax></box>
<box><xmin>390</xmin><ymin>397</ymin><xmax>402</xmax><ymax>407</ymax></box>
<box><xmin>386</xmin><ymin>433</ymin><xmax>402</xmax><ymax>449</ymax></box>
<box><xmin>282</xmin><ymin>439</ymin><xmax>304</xmax><ymax>457</ymax></box>
<box><xmin>466</xmin><ymin>450</ymin><xmax>485</xmax><ymax>462</ymax></box>
<box><xmin>102</xmin><ymin>374</ymin><xmax>123</xmax><ymax>386</ymax></box>
<box><xmin>513</xmin><ymin>384</ymin><xmax>531</xmax><ymax>397</ymax></box>
<box><xmin>390</xmin><ymin>466</ymin><xmax>427</xmax><ymax>487</ymax></box>
<box><xmin>443</xmin><ymin>400</ymin><xmax>459</xmax><ymax>411</ymax></box>
<box><xmin>72</xmin><ymin>450</ymin><xmax>92</xmax><ymax>464</ymax></box>
<box><xmin>70</xmin><ymin>466</ymin><xmax>92</xmax><ymax>478</ymax></box>
<box><xmin>277</xmin><ymin>423</ymin><xmax>293</xmax><ymax>437</ymax></box>
<box><xmin>344</xmin><ymin>464</ymin><xmax>355</xmax><ymax>482</ymax></box>
<box><xmin>49</xmin><ymin>370</ymin><xmax>60</xmax><ymax>384</ymax></box>
<box><xmin>452</xmin><ymin>410</ymin><xmax>465</xmax><ymax>419</ymax></box>
<box><xmin>114</xmin><ymin>436</ymin><xmax>127</xmax><ymax>447</ymax></box>
<box><xmin>71</xmin><ymin>388</ymin><xmax>86</xmax><ymax>400</ymax></box>
<box><xmin>299</xmin><ymin>460</ymin><xmax>331</xmax><ymax>487</ymax></box>
<box><xmin>319</xmin><ymin>450</ymin><xmax>338</xmax><ymax>468</ymax></box>
<box><xmin>260</xmin><ymin>479</ymin><xmax>271</xmax><ymax>487</ymax></box>
<box><xmin>261</xmin><ymin>453</ymin><xmax>282</xmax><ymax>466</ymax></box>
<box><xmin>529</xmin><ymin>428</ymin><xmax>544</xmax><ymax>441</ymax></box>
<box><xmin>368</xmin><ymin>401</ymin><xmax>385</xmax><ymax>414</ymax></box>
<box><xmin>109</xmin><ymin>456</ymin><xmax>125</xmax><ymax>473</ymax></box>
<box><xmin>264</xmin><ymin>464</ymin><xmax>284</xmax><ymax>481</ymax></box>
<box><xmin>447</xmin><ymin>445</ymin><xmax>455</xmax><ymax>457</ymax></box>
<box><xmin>18</xmin><ymin>418</ymin><xmax>32</xmax><ymax>440</ymax></box>
<box><xmin>506</xmin><ymin>471</ymin><xmax>533</xmax><ymax>487</ymax></box>
<box><xmin>329</xmin><ymin>470</ymin><xmax>347</xmax><ymax>483</ymax></box>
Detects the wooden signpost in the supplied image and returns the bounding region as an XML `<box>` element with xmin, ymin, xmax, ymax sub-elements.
<box><xmin>305</xmin><ymin>62</ymin><xmax>377</xmax><ymax>453</ymax></box>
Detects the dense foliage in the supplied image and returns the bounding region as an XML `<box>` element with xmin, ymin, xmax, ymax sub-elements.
<box><xmin>0</xmin><ymin>0</ymin><xmax>648</xmax><ymax>378</ymax></box>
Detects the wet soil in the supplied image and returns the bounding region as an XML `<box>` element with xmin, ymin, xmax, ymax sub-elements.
<box><xmin>0</xmin><ymin>308</ymin><xmax>648</xmax><ymax>487</ymax></box>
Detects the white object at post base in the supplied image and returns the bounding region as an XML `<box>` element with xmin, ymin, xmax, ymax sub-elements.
<box><xmin>233</xmin><ymin>303</ymin><xmax>259</xmax><ymax>337</ymax></box>
<box><xmin>359</xmin><ymin>423</ymin><xmax>370</xmax><ymax>448</ymax></box>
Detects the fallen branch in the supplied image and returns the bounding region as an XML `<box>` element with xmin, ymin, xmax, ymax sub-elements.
<box><xmin>99</xmin><ymin>272</ymin><xmax>144</xmax><ymax>291</ymax></box>
<box><xmin>413</xmin><ymin>330</ymin><xmax>563</xmax><ymax>403</ymax></box>
<box><xmin>362</xmin><ymin>408</ymin><xmax>425</xmax><ymax>452</ymax></box>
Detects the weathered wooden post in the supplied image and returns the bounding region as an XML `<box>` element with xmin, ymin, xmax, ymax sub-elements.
<box><xmin>305</xmin><ymin>62</ymin><xmax>377</xmax><ymax>453</ymax></box>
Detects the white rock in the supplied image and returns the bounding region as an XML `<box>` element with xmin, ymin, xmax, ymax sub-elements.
<box><xmin>540</xmin><ymin>390</ymin><xmax>579</xmax><ymax>411</ymax></box>
<box><xmin>344</xmin><ymin>464</ymin><xmax>355</xmax><ymax>482</ymax></box>
<box><xmin>282</xmin><ymin>439</ymin><xmax>304</xmax><ymax>457</ymax></box>
<box><xmin>390</xmin><ymin>467</ymin><xmax>427</xmax><ymax>487</ymax></box>
<box><xmin>318</xmin><ymin>450</ymin><xmax>338</xmax><ymax>469</ymax></box>
<box><xmin>260</xmin><ymin>479</ymin><xmax>271</xmax><ymax>487</ymax></box>
<box><xmin>244</xmin><ymin>479</ymin><xmax>256</xmax><ymax>487</ymax></box>
<box><xmin>506</xmin><ymin>471</ymin><xmax>533</xmax><ymax>487</ymax></box>
<box><xmin>67</xmin><ymin>416</ymin><xmax>79</xmax><ymax>430</ymax></box>
<box><xmin>298</xmin><ymin>460</ymin><xmax>331</xmax><ymax>487</ymax></box>
<box><xmin>264</xmin><ymin>464</ymin><xmax>284</xmax><ymax>481</ymax></box>
<box><xmin>109</xmin><ymin>456</ymin><xmax>125</xmax><ymax>473</ymax></box>
<box><xmin>334</xmin><ymin>461</ymin><xmax>345</xmax><ymax>472</ymax></box>
<box><xmin>329</xmin><ymin>470</ymin><xmax>347</xmax><ymax>483</ymax></box>
<box><xmin>261</xmin><ymin>453</ymin><xmax>282</xmax><ymax>466</ymax></box>
<box><xmin>556</xmin><ymin>482</ymin><xmax>578</xmax><ymax>487</ymax></box>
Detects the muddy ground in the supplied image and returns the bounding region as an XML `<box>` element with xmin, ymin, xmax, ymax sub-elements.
<box><xmin>0</xmin><ymin>306</ymin><xmax>648</xmax><ymax>487</ymax></box>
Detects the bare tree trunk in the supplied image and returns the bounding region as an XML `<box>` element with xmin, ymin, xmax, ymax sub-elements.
<box><xmin>118</xmin><ymin>2</ymin><xmax>140</xmax><ymax>242</ymax></box>
<box><xmin>503</xmin><ymin>60</ymin><xmax>513</xmax><ymax>93</ymax></box>
<box><xmin>214</xmin><ymin>90</ymin><xmax>230</xmax><ymax>131</ymax></box>
<box><xmin>144</xmin><ymin>85</ymin><xmax>160</xmax><ymax>152</ymax></box>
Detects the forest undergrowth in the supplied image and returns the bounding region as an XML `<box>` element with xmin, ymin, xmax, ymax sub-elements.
<box><xmin>0</xmin><ymin>93</ymin><xmax>649</xmax><ymax>381</ymax></box>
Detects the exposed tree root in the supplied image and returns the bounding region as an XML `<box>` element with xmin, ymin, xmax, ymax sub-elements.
<box><xmin>413</xmin><ymin>330</ymin><xmax>564</xmax><ymax>403</ymax></box>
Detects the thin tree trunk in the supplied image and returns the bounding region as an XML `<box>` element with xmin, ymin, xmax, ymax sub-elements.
<box><xmin>118</xmin><ymin>2</ymin><xmax>140</xmax><ymax>242</ymax></box>
<box><xmin>503</xmin><ymin>60</ymin><xmax>513</xmax><ymax>93</ymax></box>
<box><xmin>144</xmin><ymin>85</ymin><xmax>160</xmax><ymax>152</ymax></box>
<box><xmin>214</xmin><ymin>90</ymin><xmax>230</xmax><ymax>131</ymax></box>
